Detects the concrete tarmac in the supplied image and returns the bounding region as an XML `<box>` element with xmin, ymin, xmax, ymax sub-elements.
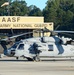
<box><xmin>0</xmin><ymin>57</ymin><xmax>74</xmax><ymax>75</ymax></box>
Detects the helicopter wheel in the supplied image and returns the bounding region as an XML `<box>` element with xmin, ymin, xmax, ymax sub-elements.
<box><xmin>16</xmin><ymin>57</ymin><xmax>19</xmax><ymax>60</ymax></box>
<box><xmin>33</xmin><ymin>55</ymin><xmax>40</xmax><ymax>62</ymax></box>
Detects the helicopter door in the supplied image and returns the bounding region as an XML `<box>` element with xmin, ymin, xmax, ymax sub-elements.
<box><xmin>40</xmin><ymin>44</ymin><xmax>54</xmax><ymax>57</ymax></box>
<box><xmin>16</xmin><ymin>44</ymin><xmax>24</xmax><ymax>56</ymax></box>
<box><xmin>47</xmin><ymin>44</ymin><xmax>54</xmax><ymax>56</ymax></box>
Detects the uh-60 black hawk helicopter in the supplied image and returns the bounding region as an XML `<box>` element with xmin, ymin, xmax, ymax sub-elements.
<box><xmin>0</xmin><ymin>27</ymin><xmax>74</xmax><ymax>61</ymax></box>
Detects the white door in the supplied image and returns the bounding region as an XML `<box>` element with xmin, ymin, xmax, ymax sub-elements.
<box><xmin>15</xmin><ymin>44</ymin><xmax>24</xmax><ymax>56</ymax></box>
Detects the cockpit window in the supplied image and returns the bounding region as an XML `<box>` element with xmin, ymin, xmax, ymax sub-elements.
<box><xmin>12</xmin><ymin>43</ymin><xmax>19</xmax><ymax>48</ymax></box>
<box><xmin>18</xmin><ymin>44</ymin><xmax>24</xmax><ymax>50</ymax></box>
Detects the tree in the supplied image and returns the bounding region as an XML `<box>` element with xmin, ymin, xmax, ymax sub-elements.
<box><xmin>0</xmin><ymin>0</ymin><xmax>8</xmax><ymax>16</ymax></box>
<box><xmin>43</xmin><ymin>0</ymin><xmax>57</xmax><ymax>26</ymax></box>
<box><xmin>28</xmin><ymin>5</ymin><xmax>42</xmax><ymax>16</ymax></box>
<box><xmin>10</xmin><ymin>0</ymin><xmax>28</xmax><ymax>16</ymax></box>
<box><xmin>56</xmin><ymin>8</ymin><xmax>66</xmax><ymax>26</ymax></box>
<box><xmin>43</xmin><ymin>0</ymin><xmax>74</xmax><ymax>30</ymax></box>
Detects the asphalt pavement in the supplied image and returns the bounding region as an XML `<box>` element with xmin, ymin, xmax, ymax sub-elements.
<box><xmin>0</xmin><ymin>57</ymin><xmax>74</xmax><ymax>75</ymax></box>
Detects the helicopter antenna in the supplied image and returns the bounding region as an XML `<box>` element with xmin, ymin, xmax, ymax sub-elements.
<box><xmin>11</xmin><ymin>28</ymin><xmax>14</xmax><ymax>36</ymax></box>
<box><xmin>55</xmin><ymin>25</ymin><xmax>60</xmax><ymax>30</ymax></box>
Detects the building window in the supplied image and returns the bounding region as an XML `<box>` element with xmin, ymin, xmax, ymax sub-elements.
<box><xmin>48</xmin><ymin>45</ymin><xmax>53</xmax><ymax>51</ymax></box>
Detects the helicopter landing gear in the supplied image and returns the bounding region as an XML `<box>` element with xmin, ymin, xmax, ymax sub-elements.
<box><xmin>33</xmin><ymin>55</ymin><xmax>41</xmax><ymax>62</ymax></box>
<box><xmin>16</xmin><ymin>57</ymin><xmax>19</xmax><ymax>60</ymax></box>
<box><xmin>27</xmin><ymin>57</ymin><xmax>34</xmax><ymax>61</ymax></box>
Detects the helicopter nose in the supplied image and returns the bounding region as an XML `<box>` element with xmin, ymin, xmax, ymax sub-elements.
<box><xmin>4</xmin><ymin>49</ymin><xmax>15</xmax><ymax>56</ymax></box>
<box><xmin>4</xmin><ymin>50</ymin><xmax>8</xmax><ymax>55</ymax></box>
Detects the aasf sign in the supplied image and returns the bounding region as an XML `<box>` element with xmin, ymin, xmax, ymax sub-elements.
<box><xmin>2</xmin><ymin>17</ymin><xmax>20</xmax><ymax>22</ymax></box>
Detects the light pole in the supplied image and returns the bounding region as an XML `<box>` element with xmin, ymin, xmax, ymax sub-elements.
<box><xmin>8</xmin><ymin>0</ymin><xmax>10</xmax><ymax>16</ymax></box>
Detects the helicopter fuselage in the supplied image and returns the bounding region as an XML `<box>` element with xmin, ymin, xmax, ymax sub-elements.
<box><xmin>5</xmin><ymin>36</ymin><xmax>74</xmax><ymax>61</ymax></box>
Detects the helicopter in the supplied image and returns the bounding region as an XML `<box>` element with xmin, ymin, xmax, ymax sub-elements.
<box><xmin>1</xmin><ymin>28</ymin><xmax>74</xmax><ymax>61</ymax></box>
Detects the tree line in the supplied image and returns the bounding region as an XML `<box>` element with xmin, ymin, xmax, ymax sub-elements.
<box><xmin>0</xmin><ymin>0</ymin><xmax>74</xmax><ymax>30</ymax></box>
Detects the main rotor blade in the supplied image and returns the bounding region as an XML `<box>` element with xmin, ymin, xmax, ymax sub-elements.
<box><xmin>34</xmin><ymin>27</ymin><xmax>74</xmax><ymax>34</ymax></box>
<box><xmin>54</xmin><ymin>31</ymin><xmax>74</xmax><ymax>33</ymax></box>
<box><xmin>1</xmin><ymin>32</ymin><xmax>33</xmax><ymax>41</ymax></box>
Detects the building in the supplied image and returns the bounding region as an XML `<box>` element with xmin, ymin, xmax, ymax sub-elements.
<box><xmin>0</xmin><ymin>16</ymin><xmax>53</xmax><ymax>38</ymax></box>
